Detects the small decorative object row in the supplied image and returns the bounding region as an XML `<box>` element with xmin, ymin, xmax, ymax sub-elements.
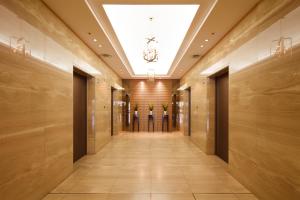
<box><xmin>133</xmin><ymin>104</ymin><xmax>169</xmax><ymax>116</ymax></box>
<box><xmin>132</xmin><ymin>103</ymin><xmax>169</xmax><ymax>132</ymax></box>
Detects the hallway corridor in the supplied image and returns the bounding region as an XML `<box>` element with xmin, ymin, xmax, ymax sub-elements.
<box><xmin>43</xmin><ymin>133</ymin><xmax>257</xmax><ymax>200</ymax></box>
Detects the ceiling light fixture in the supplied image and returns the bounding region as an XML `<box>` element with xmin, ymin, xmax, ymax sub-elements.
<box><xmin>103</xmin><ymin>4</ymin><xmax>199</xmax><ymax>75</ymax></box>
<box><xmin>200</xmin><ymin>45</ymin><xmax>204</xmax><ymax>48</ymax></box>
<box><xmin>205</xmin><ymin>39</ymin><xmax>209</xmax><ymax>42</ymax></box>
<box><xmin>98</xmin><ymin>44</ymin><xmax>102</xmax><ymax>48</ymax></box>
<box><xmin>143</xmin><ymin>17</ymin><xmax>158</xmax><ymax>63</ymax></box>
<box><xmin>93</xmin><ymin>38</ymin><xmax>97</xmax><ymax>42</ymax></box>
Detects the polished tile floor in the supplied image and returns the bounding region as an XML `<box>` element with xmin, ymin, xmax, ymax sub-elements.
<box><xmin>43</xmin><ymin>132</ymin><xmax>258</xmax><ymax>200</ymax></box>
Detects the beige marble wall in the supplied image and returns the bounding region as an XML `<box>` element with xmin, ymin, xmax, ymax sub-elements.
<box><xmin>179</xmin><ymin>89</ymin><xmax>190</xmax><ymax>136</ymax></box>
<box><xmin>0</xmin><ymin>45</ymin><xmax>73</xmax><ymax>200</ymax></box>
<box><xmin>112</xmin><ymin>89</ymin><xmax>122</xmax><ymax>136</ymax></box>
<box><xmin>180</xmin><ymin>0</ymin><xmax>300</xmax><ymax>199</ymax></box>
<box><xmin>0</xmin><ymin>0</ymin><xmax>121</xmax><ymax>199</ymax></box>
<box><xmin>94</xmin><ymin>78</ymin><xmax>112</xmax><ymax>152</ymax></box>
<box><xmin>229</xmin><ymin>46</ymin><xmax>300</xmax><ymax>200</ymax></box>
<box><xmin>87</xmin><ymin>77</ymin><xmax>96</xmax><ymax>154</ymax></box>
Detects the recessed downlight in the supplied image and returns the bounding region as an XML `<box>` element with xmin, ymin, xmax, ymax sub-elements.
<box><xmin>205</xmin><ymin>39</ymin><xmax>209</xmax><ymax>42</ymax></box>
<box><xmin>200</xmin><ymin>45</ymin><xmax>204</xmax><ymax>48</ymax></box>
<box><xmin>93</xmin><ymin>38</ymin><xmax>97</xmax><ymax>42</ymax></box>
<box><xmin>98</xmin><ymin>44</ymin><xmax>102</xmax><ymax>48</ymax></box>
<box><xmin>101</xmin><ymin>53</ymin><xmax>112</xmax><ymax>58</ymax></box>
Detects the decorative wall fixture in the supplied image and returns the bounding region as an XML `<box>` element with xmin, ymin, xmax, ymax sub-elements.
<box><xmin>143</xmin><ymin>17</ymin><xmax>158</xmax><ymax>63</ymax></box>
<box><xmin>201</xmin><ymin>7</ymin><xmax>300</xmax><ymax>76</ymax></box>
<box><xmin>270</xmin><ymin>18</ymin><xmax>293</xmax><ymax>57</ymax></box>
<box><xmin>9</xmin><ymin>36</ymin><xmax>31</xmax><ymax>56</ymax></box>
<box><xmin>0</xmin><ymin>5</ymin><xmax>101</xmax><ymax>75</ymax></box>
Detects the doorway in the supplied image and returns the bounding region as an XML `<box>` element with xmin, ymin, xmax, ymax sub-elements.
<box><xmin>73</xmin><ymin>70</ymin><xmax>87</xmax><ymax>163</ymax></box>
<box><xmin>215</xmin><ymin>70</ymin><xmax>229</xmax><ymax>163</ymax></box>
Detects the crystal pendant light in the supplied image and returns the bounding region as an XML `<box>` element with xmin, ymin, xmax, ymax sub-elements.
<box><xmin>143</xmin><ymin>17</ymin><xmax>158</xmax><ymax>63</ymax></box>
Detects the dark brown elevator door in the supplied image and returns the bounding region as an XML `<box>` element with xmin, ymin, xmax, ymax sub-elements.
<box><xmin>111</xmin><ymin>87</ymin><xmax>114</xmax><ymax>136</ymax></box>
<box><xmin>187</xmin><ymin>88</ymin><xmax>191</xmax><ymax>136</ymax></box>
<box><xmin>73</xmin><ymin>72</ymin><xmax>87</xmax><ymax>162</ymax></box>
<box><xmin>215</xmin><ymin>72</ymin><xmax>229</xmax><ymax>163</ymax></box>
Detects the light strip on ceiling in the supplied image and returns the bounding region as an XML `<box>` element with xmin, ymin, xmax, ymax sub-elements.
<box><xmin>103</xmin><ymin>5</ymin><xmax>199</xmax><ymax>75</ymax></box>
<box><xmin>85</xmin><ymin>0</ymin><xmax>134</xmax><ymax>76</ymax></box>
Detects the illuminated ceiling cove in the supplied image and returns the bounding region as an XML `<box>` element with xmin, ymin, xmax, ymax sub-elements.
<box><xmin>103</xmin><ymin>5</ymin><xmax>199</xmax><ymax>75</ymax></box>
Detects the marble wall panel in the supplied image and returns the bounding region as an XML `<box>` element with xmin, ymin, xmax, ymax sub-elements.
<box><xmin>229</xmin><ymin>47</ymin><xmax>300</xmax><ymax>200</ymax></box>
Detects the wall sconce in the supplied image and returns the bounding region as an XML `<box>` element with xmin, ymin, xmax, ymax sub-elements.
<box><xmin>10</xmin><ymin>36</ymin><xmax>31</xmax><ymax>56</ymax></box>
<box><xmin>271</xmin><ymin>37</ymin><xmax>293</xmax><ymax>57</ymax></box>
<box><xmin>270</xmin><ymin>18</ymin><xmax>293</xmax><ymax>57</ymax></box>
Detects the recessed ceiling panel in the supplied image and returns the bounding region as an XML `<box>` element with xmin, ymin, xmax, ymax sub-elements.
<box><xmin>103</xmin><ymin>5</ymin><xmax>199</xmax><ymax>75</ymax></box>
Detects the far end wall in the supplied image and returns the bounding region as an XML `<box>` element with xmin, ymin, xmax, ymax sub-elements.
<box><xmin>122</xmin><ymin>79</ymin><xmax>179</xmax><ymax>132</ymax></box>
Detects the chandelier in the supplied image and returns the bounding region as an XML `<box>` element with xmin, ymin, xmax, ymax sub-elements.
<box><xmin>143</xmin><ymin>17</ymin><xmax>158</xmax><ymax>63</ymax></box>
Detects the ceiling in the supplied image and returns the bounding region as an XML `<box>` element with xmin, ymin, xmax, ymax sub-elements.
<box><xmin>103</xmin><ymin>4</ymin><xmax>199</xmax><ymax>75</ymax></box>
<box><xmin>42</xmin><ymin>0</ymin><xmax>260</xmax><ymax>79</ymax></box>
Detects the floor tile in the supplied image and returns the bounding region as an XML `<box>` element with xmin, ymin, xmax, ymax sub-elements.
<box><xmin>111</xmin><ymin>179</ymin><xmax>151</xmax><ymax>193</ymax></box>
<box><xmin>194</xmin><ymin>194</ymin><xmax>237</xmax><ymax>200</ymax></box>
<box><xmin>43</xmin><ymin>194</ymin><xmax>107</xmax><ymax>200</ymax></box>
<box><xmin>151</xmin><ymin>193</ymin><xmax>195</xmax><ymax>200</ymax></box>
<box><xmin>151</xmin><ymin>181</ymin><xmax>191</xmax><ymax>193</ymax></box>
<box><xmin>107</xmin><ymin>193</ymin><xmax>150</xmax><ymax>200</ymax></box>
<box><xmin>235</xmin><ymin>194</ymin><xmax>258</xmax><ymax>200</ymax></box>
<box><xmin>42</xmin><ymin>194</ymin><xmax>64</xmax><ymax>200</ymax></box>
